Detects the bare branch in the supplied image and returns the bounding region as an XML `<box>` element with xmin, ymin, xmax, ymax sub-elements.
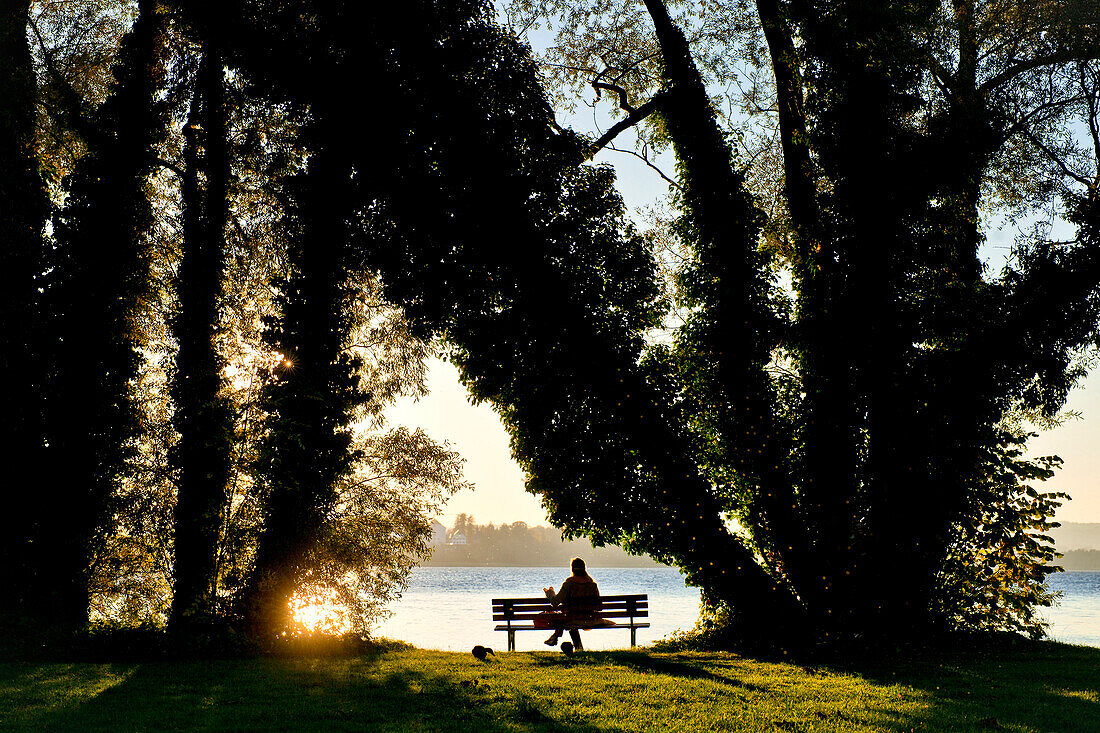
<box><xmin>592</xmin><ymin>79</ymin><xmax>637</xmax><ymax>114</ymax></box>
<box><xmin>605</xmin><ymin>143</ymin><xmax>681</xmax><ymax>190</ymax></box>
<box><xmin>980</xmin><ymin>47</ymin><xmax>1100</xmax><ymax>96</ymax></box>
<box><xmin>586</xmin><ymin>92</ymin><xmax>668</xmax><ymax>158</ymax></box>
<box><xmin>1022</xmin><ymin>130</ymin><xmax>1094</xmax><ymax>189</ymax></box>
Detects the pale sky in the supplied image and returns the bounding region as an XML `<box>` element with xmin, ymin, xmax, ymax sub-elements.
<box><xmin>386</xmin><ymin>359</ymin><xmax>545</xmax><ymax>527</ymax></box>
<box><xmin>386</xmin><ymin>359</ymin><xmax>1100</xmax><ymax>529</ymax></box>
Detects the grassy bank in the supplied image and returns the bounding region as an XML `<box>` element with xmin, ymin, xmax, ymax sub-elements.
<box><xmin>2</xmin><ymin>641</ymin><xmax>1097</xmax><ymax>731</ymax></box>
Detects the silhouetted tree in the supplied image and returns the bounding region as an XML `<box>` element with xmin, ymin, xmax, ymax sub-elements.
<box><xmin>494</xmin><ymin>0</ymin><xmax>1100</xmax><ymax>641</ymax></box>
<box><xmin>40</xmin><ymin>0</ymin><xmax>168</xmax><ymax>632</ymax></box>
<box><xmin>347</xmin><ymin>0</ymin><xmax>803</xmax><ymax>631</ymax></box>
<box><xmin>168</xmin><ymin>8</ymin><xmax>235</xmax><ymax>627</ymax></box>
<box><xmin>0</xmin><ymin>0</ymin><xmax>50</xmax><ymax>627</ymax></box>
<box><xmin>237</xmin><ymin>122</ymin><xmax>367</xmax><ymax>638</ymax></box>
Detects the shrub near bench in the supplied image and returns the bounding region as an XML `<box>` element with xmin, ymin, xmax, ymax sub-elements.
<box><xmin>491</xmin><ymin>594</ymin><xmax>650</xmax><ymax>651</ymax></box>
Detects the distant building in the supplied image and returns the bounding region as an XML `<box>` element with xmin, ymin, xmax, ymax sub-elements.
<box><xmin>429</xmin><ymin>519</ymin><xmax>448</xmax><ymax>546</ymax></box>
<box><xmin>448</xmin><ymin>532</ymin><xmax>467</xmax><ymax>545</ymax></box>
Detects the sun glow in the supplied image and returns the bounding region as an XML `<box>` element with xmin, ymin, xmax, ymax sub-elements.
<box><xmin>290</xmin><ymin>585</ymin><xmax>352</xmax><ymax>634</ymax></box>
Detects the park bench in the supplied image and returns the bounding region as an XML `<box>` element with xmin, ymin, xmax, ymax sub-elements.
<box><xmin>491</xmin><ymin>594</ymin><xmax>650</xmax><ymax>651</ymax></box>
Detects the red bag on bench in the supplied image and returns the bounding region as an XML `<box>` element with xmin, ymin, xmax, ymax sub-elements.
<box><xmin>533</xmin><ymin>610</ymin><xmax>565</xmax><ymax>629</ymax></box>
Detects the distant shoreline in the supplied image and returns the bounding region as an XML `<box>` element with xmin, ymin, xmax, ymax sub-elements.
<box><xmin>421</xmin><ymin>522</ymin><xmax>664</xmax><ymax>568</ymax></box>
<box><xmin>1059</xmin><ymin>549</ymin><xmax>1100</xmax><ymax>572</ymax></box>
<box><xmin>416</xmin><ymin>561</ymin><xmax>669</xmax><ymax>568</ymax></box>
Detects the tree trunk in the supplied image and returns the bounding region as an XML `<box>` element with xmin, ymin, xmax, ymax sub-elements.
<box><xmin>239</xmin><ymin>119</ymin><xmax>362</xmax><ymax>640</ymax></box>
<box><xmin>169</xmin><ymin>37</ymin><xmax>235</xmax><ymax>627</ymax></box>
<box><xmin>755</xmin><ymin>0</ymin><xmax>817</xmax><ymax>245</ymax></box>
<box><xmin>43</xmin><ymin>0</ymin><xmax>167</xmax><ymax>632</ymax></box>
<box><xmin>0</xmin><ymin>0</ymin><xmax>49</xmax><ymax>626</ymax></box>
<box><xmin>641</xmin><ymin>0</ymin><xmax>808</xmax><ymax>627</ymax></box>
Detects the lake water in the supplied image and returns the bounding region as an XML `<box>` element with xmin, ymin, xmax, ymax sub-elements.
<box><xmin>1045</xmin><ymin>571</ymin><xmax>1100</xmax><ymax>647</ymax></box>
<box><xmin>372</xmin><ymin>567</ymin><xmax>1100</xmax><ymax>651</ymax></box>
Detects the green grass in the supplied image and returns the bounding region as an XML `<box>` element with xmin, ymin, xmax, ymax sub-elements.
<box><xmin>1</xmin><ymin>641</ymin><xmax>1097</xmax><ymax>731</ymax></box>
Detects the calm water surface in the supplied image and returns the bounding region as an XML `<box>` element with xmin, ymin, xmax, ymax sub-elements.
<box><xmin>373</xmin><ymin>567</ymin><xmax>700</xmax><ymax>651</ymax></box>
<box><xmin>372</xmin><ymin>567</ymin><xmax>1100</xmax><ymax>651</ymax></box>
<box><xmin>1045</xmin><ymin>571</ymin><xmax>1100</xmax><ymax>647</ymax></box>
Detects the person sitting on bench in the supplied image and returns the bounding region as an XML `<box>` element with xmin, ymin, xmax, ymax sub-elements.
<box><xmin>541</xmin><ymin>557</ymin><xmax>605</xmax><ymax>650</ymax></box>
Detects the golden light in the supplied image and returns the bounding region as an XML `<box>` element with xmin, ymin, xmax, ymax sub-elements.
<box><xmin>290</xmin><ymin>585</ymin><xmax>352</xmax><ymax>634</ymax></box>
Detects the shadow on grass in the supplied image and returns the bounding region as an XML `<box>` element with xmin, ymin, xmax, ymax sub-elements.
<box><xmin>824</xmin><ymin>638</ymin><xmax>1100</xmax><ymax>731</ymax></box>
<box><xmin>526</xmin><ymin>649</ymin><xmax>766</xmax><ymax>694</ymax></box>
<box><xmin>5</xmin><ymin>641</ymin><xmax>1098</xmax><ymax>731</ymax></box>
<box><xmin>7</xmin><ymin>655</ymin><xmax>604</xmax><ymax>732</ymax></box>
<box><xmin>522</xmin><ymin>641</ymin><xmax>1099</xmax><ymax>731</ymax></box>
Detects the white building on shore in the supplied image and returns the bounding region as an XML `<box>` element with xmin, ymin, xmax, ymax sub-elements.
<box><xmin>429</xmin><ymin>519</ymin><xmax>448</xmax><ymax>546</ymax></box>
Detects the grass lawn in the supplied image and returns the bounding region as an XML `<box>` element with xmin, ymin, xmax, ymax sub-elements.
<box><xmin>1</xmin><ymin>641</ymin><xmax>1097</xmax><ymax>731</ymax></box>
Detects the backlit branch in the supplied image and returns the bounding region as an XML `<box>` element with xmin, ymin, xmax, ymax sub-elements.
<box><xmin>586</xmin><ymin>91</ymin><xmax>669</xmax><ymax>159</ymax></box>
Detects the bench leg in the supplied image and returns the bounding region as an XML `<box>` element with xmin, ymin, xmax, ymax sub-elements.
<box><xmin>508</xmin><ymin>629</ymin><xmax>515</xmax><ymax>652</ymax></box>
<box><xmin>630</xmin><ymin>626</ymin><xmax>637</xmax><ymax>647</ymax></box>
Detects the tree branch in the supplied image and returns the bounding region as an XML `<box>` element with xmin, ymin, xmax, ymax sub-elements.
<box><xmin>1023</xmin><ymin>130</ymin><xmax>1094</xmax><ymax>189</ymax></box>
<box><xmin>1081</xmin><ymin>63</ymin><xmax>1100</xmax><ymax>186</ymax></box>
<box><xmin>980</xmin><ymin>47</ymin><xmax>1100</xmax><ymax>96</ymax></box>
<box><xmin>755</xmin><ymin>0</ymin><xmax>819</xmax><ymax>244</ymax></box>
<box><xmin>155</xmin><ymin>157</ymin><xmax>185</xmax><ymax>176</ymax></box>
<box><xmin>586</xmin><ymin>92</ymin><xmax>668</xmax><ymax>159</ymax></box>
<box><xmin>592</xmin><ymin>79</ymin><xmax>637</xmax><ymax>114</ymax></box>
<box><xmin>605</xmin><ymin>143</ymin><xmax>681</xmax><ymax>190</ymax></box>
<box><xmin>925</xmin><ymin>50</ymin><xmax>954</xmax><ymax>95</ymax></box>
<box><xmin>29</xmin><ymin>15</ymin><xmax>101</xmax><ymax>145</ymax></box>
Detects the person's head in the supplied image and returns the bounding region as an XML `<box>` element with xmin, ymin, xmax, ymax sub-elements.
<box><xmin>570</xmin><ymin>557</ymin><xmax>587</xmax><ymax>576</ymax></box>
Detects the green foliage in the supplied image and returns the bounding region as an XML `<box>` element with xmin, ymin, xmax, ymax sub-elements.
<box><xmin>935</xmin><ymin>436</ymin><xmax>1065</xmax><ymax>639</ymax></box>
<box><xmin>12</xmin><ymin>0</ymin><xmax>1100</xmax><ymax>652</ymax></box>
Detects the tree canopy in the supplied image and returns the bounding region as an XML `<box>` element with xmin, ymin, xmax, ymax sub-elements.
<box><xmin>3</xmin><ymin>0</ymin><xmax>1099</xmax><ymax>649</ymax></box>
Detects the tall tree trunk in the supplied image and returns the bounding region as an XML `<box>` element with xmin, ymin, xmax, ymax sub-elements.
<box><xmin>787</xmin><ymin>0</ymin><xmax>940</xmax><ymax>634</ymax></box>
<box><xmin>169</xmin><ymin>37</ymin><xmax>234</xmax><ymax>627</ymax></box>
<box><xmin>43</xmin><ymin>0</ymin><xmax>167</xmax><ymax>631</ymax></box>
<box><xmin>640</xmin><ymin>0</ymin><xmax>808</xmax><ymax>621</ymax></box>
<box><xmin>0</xmin><ymin>0</ymin><xmax>49</xmax><ymax>626</ymax></box>
<box><xmin>753</xmin><ymin>0</ymin><xmax>863</xmax><ymax>626</ymax></box>
<box><xmin>894</xmin><ymin>0</ymin><xmax>998</xmax><ymax>630</ymax></box>
<box><xmin>755</xmin><ymin>0</ymin><xmax>817</xmax><ymax>244</ymax></box>
<box><xmin>239</xmin><ymin>121</ymin><xmax>364</xmax><ymax>640</ymax></box>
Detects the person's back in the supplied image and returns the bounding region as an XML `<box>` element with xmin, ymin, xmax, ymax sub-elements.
<box><xmin>543</xmin><ymin>557</ymin><xmax>601</xmax><ymax>650</ymax></box>
<box><xmin>557</xmin><ymin>573</ymin><xmax>601</xmax><ymax>620</ymax></box>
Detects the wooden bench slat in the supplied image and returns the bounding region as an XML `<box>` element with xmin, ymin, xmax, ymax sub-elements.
<box><xmin>490</xmin><ymin>598</ymin><xmax>642</xmax><ymax>611</ymax></box>
<box><xmin>492</xmin><ymin>603</ymin><xmax>642</xmax><ymax>616</ymax></box>
<box><xmin>490</xmin><ymin>607</ymin><xmax>642</xmax><ymax>611</ymax></box>
<box><xmin>492</xmin><ymin>601</ymin><xmax>649</xmax><ymax>610</ymax></box>
<box><xmin>495</xmin><ymin>623</ymin><xmax>651</xmax><ymax>631</ymax></box>
<box><xmin>492</xmin><ymin>594</ymin><xmax>646</xmax><ymax>603</ymax></box>
<box><xmin>492</xmin><ymin>593</ymin><xmax>650</xmax><ymax>650</ymax></box>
